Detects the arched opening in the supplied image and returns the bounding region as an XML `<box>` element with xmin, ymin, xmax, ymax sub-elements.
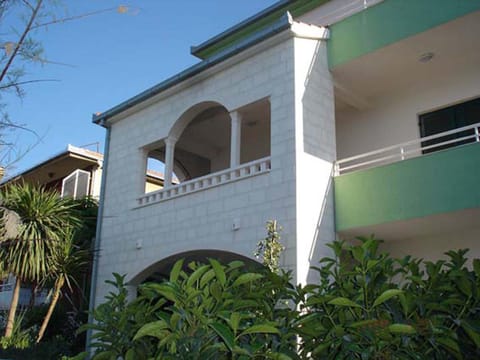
<box><xmin>141</xmin><ymin>99</ymin><xmax>271</xmax><ymax>196</ymax></box>
<box><xmin>130</xmin><ymin>250</ymin><xmax>261</xmax><ymax>286</ymax></box>
<box><xmin>173</xmin><ymin>104</ymin><xmax>231</xmax><ymax>182</ymax></box>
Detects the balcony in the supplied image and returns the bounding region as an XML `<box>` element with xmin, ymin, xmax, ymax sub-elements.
<box><xmin>334</xmin><ymin>123</ymin><xmax>480</xmax><ymax>239</ymax></box>
<box><xmin>137</xmin><ymin>157</ymin><xmax>271</xmax><ymax>207</ymax></box>
<box><xmin>0</xmin><ymin>283</ymin><xmax>49</xmax><ymax>310</ymax></box>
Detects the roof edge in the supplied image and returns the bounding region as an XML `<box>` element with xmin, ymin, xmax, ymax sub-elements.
<box><xmin>190</xmin><ymin>0</ymin><xmax>292</xmax><ymax>58</ymax></box>
<box><xmin>92</xmin><ymin>12</ymin><xmax>294</xmax><ymax>126</ymax></box>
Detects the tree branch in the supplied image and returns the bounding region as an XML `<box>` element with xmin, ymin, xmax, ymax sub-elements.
<box><xmin>0</xmin><ymin>78</ymin><xmax>60</xmax><ymax>91</ymax></box>
<box><xmin>0</xmin><ymin>0</ymin><xmax>44</xmax><ymax>84</ymax></box>
<box><xmin>30</xmin><ymin>6</ymin><xmax>120</xmax><ymax>30</ymax></box>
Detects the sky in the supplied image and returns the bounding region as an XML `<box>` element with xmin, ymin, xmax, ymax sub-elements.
<box><xmin>3</xmin><ymin>0</ymin><xmax>278</xmax><ymax>176</ymax></box>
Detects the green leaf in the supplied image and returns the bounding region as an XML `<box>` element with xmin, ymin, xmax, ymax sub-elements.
<box><xmin>388</xmin><ymin>324</ymin><xmax>416</xmax><ymax>335</ymax></box>
<box><xmin>312</xmin><ymin>341</ymin><xmax>331</xmax><ymax>355</ymax></box>
<box><xmin>473</xmin><ymin>259</ymin><xmax>480</xmax><ymax>277</ymax></box>
<box><xmin>328</xmin><ymin>297</ymin><xmax>362</xmax><ymax>308</ymax></box>
<box><xmin>209</xmin><ymin>322</ymin><xmax>235</xmax><ymax>352</ymax></box>
<box><xmin>239</xmin><ymin>324</ymin><xmax>280</xmax><ymax>337</ymax></box>
<box><xmin>134</xmin><ymin>320</ymin><xmax>169</xmax><ymax>340</ymax></box>
<box><xmin>229</xmin><ymin>312</ymin><xmax>241</xmax><ymax>334</ymax></box>
<box><xmin>372</xmin><ymin>289</ymin><xmax>403</xmax><ymax>308</ymax></box>
<box><xmin>92</xmin><ymin>351</ymin><xmax>116</xmax><ymax>360</ymax></box>
<box><xmin>232</xmin><ymin>272</ymin><xmax>263</xmax><ymax>287</ymax></box>
<box><xmin>436</xmin><ymin>337</ymin><xmax>462</xmax><ymax>359</ymax></box>
<box><xmin>458</xmin><ymin>277</ymin><xmax>472</xmax><ymax>297</ymax></box>
<box><xmin>350</xmin><ymin>319</ymin><xmax>379</xmax><ymax>329</ymax></box>
<box><xmin>210</xmin><ymin>281</ymin><xmax>223</xmax><ymax>301</ymax></box>
<box><xmin>125</xmin><ymin>349</ymin><xmax>135</xmax><ymax>360</ymax></box>
<box><xmin>186</xmin><ymin>264</ymin><xmax>209</xmax><ymax>288</ymax></box>
<box><xmin>399</xmin><ymin>293</ymin><xmax>409</xmax><ymax>317</ymax></box>
<box><xmin>169</xmin><ymin>259</ymin><xmax>184</xmax><ymax>282</ymax></box>
<box><xmin>147</xmin><ymin>283</ymin><xmax>177</xmax><ymax>302</ymax></box>
<box><xmin>461</xmin><ymin>320</ymin><xmax>480</xmax><ymax>348</ymax></box>
<box><xmin>200</xmin><ymin>269</ymin><xmax>216</xmax><ymax>288</ymax></box>
<box><xmin>67</xmin><ymin>352</ymin><xmax>88</xmax><ymax>360</ymax></box>
<box><xmin>209</xmin><ymin>258</ymin><xmax>226</xmax><ymax>287</ymax></box>
<box><xmin>267</xmin><ymin>353</ymin><xmax>293</xmax><ymax>360</ymax></box>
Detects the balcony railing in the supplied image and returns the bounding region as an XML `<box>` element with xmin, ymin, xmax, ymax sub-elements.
<box><xmin>335</xmin><ymin>122</ymin><xmax>480</xmax><ymax>175</ymax></box>
<box><xmin>137</xmin><ymin>157</ymin><xmax>271</xmax><ymax>207</ymax></box>
<box><xmin>0</xmin><ymin>283</ymin><xmax>13</xmax><ymax>292</ymax></box>
<box><xmin>0</xmin><ymin>283</ymin><xmax>50</xmax><ymax>309</ymax></box>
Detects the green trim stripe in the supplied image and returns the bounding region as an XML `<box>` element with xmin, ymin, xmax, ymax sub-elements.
<box><xmin>328</xmin><ymin>0</ymin><xmax>480</xmax><ymax>68</ymax></box>
<box><xmin>334</xmin><ymin>143</ymin><xmax>480</xmax><ymax>231</ymax></box>
<box><xmin>195</xmin><ymin>0</ymin><xmax>330</xmax><ymax>60</ymax></box>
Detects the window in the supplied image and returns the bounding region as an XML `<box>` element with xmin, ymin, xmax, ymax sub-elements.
<box><xmin>419</xmin><ymin>97</ymin><xmax>480</xmax><ymax>153</ymax></box>
<box><xmin>61</xmin><ymin>169</ymin><xmax>90</xmax><ymax>199</ymax></box>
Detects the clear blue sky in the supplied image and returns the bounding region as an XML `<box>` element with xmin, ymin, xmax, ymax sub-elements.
<box><xmin>5</xmin><ymin>0</ymin><xmax>278</xmax><ymax>176</ymax></box>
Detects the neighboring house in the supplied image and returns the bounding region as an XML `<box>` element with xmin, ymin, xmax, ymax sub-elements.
<box><xmin>0</xmin><ymin>144</ymin><xmax>165</xmax><ymax>309</ymax></box>
<box><xmin>90</xmin><ymin>0</ymin><xmax>480</xmax><ymax>308</ymax></box>
<box><xmin>0</xmin><ymin>145</ymin><xmax>104</xmax><ymax>310</ymax></box>
<box><xmin>5</xmin><ymin>144</ymin><xmax>104</xmax><ymax>199</ymax></box>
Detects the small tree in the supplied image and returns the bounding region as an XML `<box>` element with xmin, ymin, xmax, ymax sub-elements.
<box><xmin>255</xmin><ymin>220</ymin><xmax>285</xmax><ymax>273</ymax></box>
<box><xmin>0</xmin><ymin>183</ymin><xmax>81</xmax><ymax>337</ymax></box>
<box><xmin>36</xmin><ymin>228</ymin><xmax>90</xmax><ymax>343</ymax></box>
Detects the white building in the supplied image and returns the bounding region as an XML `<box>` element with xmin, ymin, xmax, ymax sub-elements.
<box><xmin>91</xmin><ymin>0</ymin><xmax>480</xmax><ymax>306</ymax></box>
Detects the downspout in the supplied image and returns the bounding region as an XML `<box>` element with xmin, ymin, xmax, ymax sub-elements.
<box><xmin>86</xmin><ymin>121</ymin><xmax>111</xmax><ymax>354</ymax></box>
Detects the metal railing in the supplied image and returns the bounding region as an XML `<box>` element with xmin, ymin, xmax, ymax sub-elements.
<box><xmin>137</xmin><ymin>157</ymin><xmax>271</xmax><ymax>207</ymax></box>
<box><xmin>0</xmin><ymin>283</ymin><xmax>13</xmax><ymax>292</ymax></box>
<box><xmin>335</xmin><ymin>122</ymin><xmax>480</xmax><ymax>175</ymax></box>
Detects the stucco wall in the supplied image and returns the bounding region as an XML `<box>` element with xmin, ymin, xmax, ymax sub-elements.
<box><xmin>336</xmin><ymin>61</ymin><xmax>480</xmax><ymax>159</ymax></box>
<box><xmin>381</xmin><ymin>227</ymin><xmax>480</xmax><ymax>265</ymax></box>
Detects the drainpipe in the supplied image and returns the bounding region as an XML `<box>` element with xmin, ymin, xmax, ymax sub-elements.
<box><xmin>86</xmin><ymin>122</ymin><xmax>111</xmax><ymax>354</ymax></box>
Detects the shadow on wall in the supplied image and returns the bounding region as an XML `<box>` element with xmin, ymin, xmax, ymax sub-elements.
<box><xmin>302</xmin><ymin>40</ymin><xmax>335</xmax><ymax>163</ymax></box>
<box><xmin>307</xmin><ymin>165</ymin><xmax>336</xmax><ymax>285</ymax></box>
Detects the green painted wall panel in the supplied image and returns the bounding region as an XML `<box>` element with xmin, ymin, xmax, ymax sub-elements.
<box><xmin>328</xmin><ymin>0</ymin><xmax>480</xmax><ymax>68</ymax></box>
<box><xmin>334</xmin><ymin>143</ymin><xmax>480</xmax><ymax>231</ymax></box>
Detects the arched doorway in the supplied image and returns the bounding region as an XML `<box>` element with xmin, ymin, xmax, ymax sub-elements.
<box><xmin>129</xmin><ymin>250</ymin><xmax>261</xmax><ymax>286</ymax></box>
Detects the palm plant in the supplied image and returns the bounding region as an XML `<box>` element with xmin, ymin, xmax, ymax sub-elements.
<box><xmin>0</xmin><ymin>183</ymin><xmax>81</xmax><ymax>338</ymax></box>
<box><xmin>36</xmin><ymin>228</ymin><xmax>90</xmax><ymax>342</ymax></box>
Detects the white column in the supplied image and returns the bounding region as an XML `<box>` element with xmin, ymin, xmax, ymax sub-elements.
<box><xmin>164</xmin><ymin>137</ymin><xmax>176</xmax><ymax>188</ymax></box>
<box><xmin>230</xmin><ymin>111</ymin><xmax>242</xmax><ymax>168</ymax></box>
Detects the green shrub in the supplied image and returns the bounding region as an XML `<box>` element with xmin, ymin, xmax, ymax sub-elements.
<box><xmin>296</xmin><ymin>237</ymin><xmax>480</xmax><ymax>359</ymax></box>
<box><xmin>83</xmin><ymin>260</ymin><xmax>297</xmax><ymax>359</ymax></box>
<box><xmin>81</xmin><ymin>236</ymin><xmax>480</xmax><ymax>359</ymax></box>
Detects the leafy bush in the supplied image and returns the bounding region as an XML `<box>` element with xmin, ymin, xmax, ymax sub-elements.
<box><xmin>82</xmin><ymin>236</ymin><xmax>480</xmax><ymax>359</ymax></box>
<box><xmin>83</xmin><ymin>260</ymin><xmax>297</xmax><ymax>359</ymax></box>
<box><xmin>296</xmin><ymin>237</ymin><xmax>480</xmax><ymax>359</ymax></box>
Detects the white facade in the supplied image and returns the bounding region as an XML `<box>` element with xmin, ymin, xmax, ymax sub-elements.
<box><xmin>94</xmin><ymin>24</ymin><xmax>335</xmax><ymax>305</ymax></box>
<box><xmin>93</xmin><ymin>0</ymin><xmax>480</xmax><ymax>308</ymax></box>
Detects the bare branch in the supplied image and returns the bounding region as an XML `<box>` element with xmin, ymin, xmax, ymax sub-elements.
<box><xmin>30</xmin><ymin>6</ymin><xmax>121</xmax><ymax>30</ymax></box>
<box><xmin>0</xmin><ymin>78</ymin><xmax>60</xmax><ymax>91</ymax></box>
<box><xmin>0</xmin><ymin>0</ymin><xmax>44</xmax><ymax>84</ymax></box>
<box><xmin>21</xmin><ymin>0</ymin><xmax>34</xmax><ymax>11</ymax></box>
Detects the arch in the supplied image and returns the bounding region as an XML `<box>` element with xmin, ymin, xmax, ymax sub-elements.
<box><xmin>168</xmin><ymin>101</ymin><xmax>229</xmax><ymax>141</ymax></box>
<box><xmin>168</xmin><ymin>101</ymin><xmax>232</xmax><ymax>182</ymax></box>
<box><xmin>128</xmin><ymin>249</ymin><xmax>261</xmax><ymax>286</ymax></box>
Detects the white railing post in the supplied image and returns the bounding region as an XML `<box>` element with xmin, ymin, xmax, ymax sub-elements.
<box><xmin>475</xmin><ymin>126</ymin><xmax>479</xmax><ymax>142</ymax></box>
<box><xmin>334</xmin><ymin>162</ymin><xmax>340</xmax><ymax>176</ymax></box>
<box><xmin>400</xmin><ymin>147</ymin><xmax>405</xmax><ymax>160</ymax></box>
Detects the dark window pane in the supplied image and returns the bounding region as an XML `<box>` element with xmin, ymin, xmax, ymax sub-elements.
<box><xmin>419</xmin><ymin>97</ymin><xmax>479</xmax><ymax>154</ymax></box>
